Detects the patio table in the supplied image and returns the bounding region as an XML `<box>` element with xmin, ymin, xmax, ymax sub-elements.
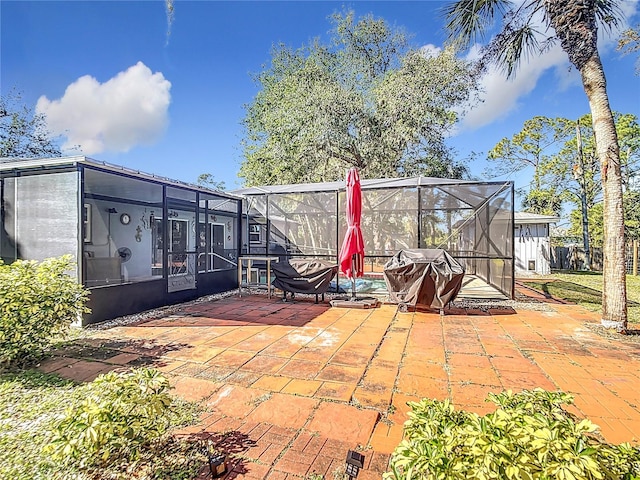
<box><xmin>238</xmin><ymin>256</ymin><xmax>280</xmax><ymax>298</ymax></box>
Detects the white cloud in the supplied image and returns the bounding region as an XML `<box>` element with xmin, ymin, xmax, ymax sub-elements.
<box><xmin>461</xmin><ymin>43</ymin><xmax>568</xmax><ymax>130</ymax></box>
<box><xmin>36</xmin><ymin>62</ymin><xmax>171</xmax><ymax>155</ymax></box>
<box><xmin>419</xmin><ymin>43</ymin><xmax>442</xmax><ymax>58</ymax></box>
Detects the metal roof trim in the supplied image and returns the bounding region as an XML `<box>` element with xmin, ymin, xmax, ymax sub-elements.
<box><xmin>0</xmin><ymin>156</ymin><xmax>242</xmax><ymax>200</ymax></box>
<box><xmin>514</xmin><ymin>212</ymin><xmax>561</xmax><ymax>224</ymax></box>
<box><xmin>232</xmin><ymin>176</ymin><xmax>510</xmax><ymax>196</ymax></box>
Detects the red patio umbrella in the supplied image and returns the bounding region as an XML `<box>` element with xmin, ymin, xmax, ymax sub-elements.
<box><xmin>339</xmin><ymin>167</ymin><xmax>365</xmax><ymax>300</ymax></box>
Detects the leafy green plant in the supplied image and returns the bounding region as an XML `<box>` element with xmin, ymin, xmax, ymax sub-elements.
<box><xmin>0</xmin><ymin>368</ymin><xmax>201</xmax><ymax>480</ymax></box>
<box><xmin>385</xmin><ymin>389</ymin><xmax>640</xmax><ymax>480</ymax></box>
<box><xmin>47</xmin><ymin>368</ymin><xmax>174</xmax><ymax>467</ymax></box>
<box><xmin>0</xmin><ymin>255</ymin><xmax>89</xmax><ymax>369</ymax></box>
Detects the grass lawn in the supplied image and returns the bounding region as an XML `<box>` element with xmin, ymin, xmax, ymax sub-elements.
<box><xmin>522</xmin><ymin>272</ymin><xmax>640</xmax><ymax>328</ymax></box>
<box><xmin>0</xmin><ymin>369</ymin><xmax>203</xmax><ymax>480</ymax></box>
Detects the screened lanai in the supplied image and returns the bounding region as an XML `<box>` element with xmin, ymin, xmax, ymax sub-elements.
<box><xmin>1</xmin><ymin>156</ymin><xmax>242</xmax><ymax>324</ymax></box>
<box><xmin>233</xmin><ymin>177</ymin><xmax>515</xmax><ymax>299</ymax></box>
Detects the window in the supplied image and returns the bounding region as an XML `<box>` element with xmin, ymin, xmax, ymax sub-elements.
<box><xmin>249</xmin><ymin>224</ymin><xmax>261</xmax><ymax>243</ymax></box>
<box><xmin>83</xmin><ymin>204</ymin><xmax>92</xmax><ymax>243</ymax></box>
<box><xmin>83</xmin><ymin>169</ymin><xmax>163</xmax><ymax>285</ymax></box>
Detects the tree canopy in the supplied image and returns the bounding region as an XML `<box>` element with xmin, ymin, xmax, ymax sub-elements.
<box><xmin>488</xmin><ymin>111</ymin><xmax>639</xmax><ymax>266</ymax></box>
<box><xmin>487</xmin><ymin>116</ymin><xmax>570</xmax><ymax>216</ymax></box>
<box><xmin>0</xmin><ymin>90</ymin><xmax>62</xmax><ymax>160</ymax></box>
<box><xmin>196</xmin><ymin>173</ymin><xmax>226</xmax><ymax>191</ymax></box>
<box><xmin>568</xmin><ymin>190</ymin><xmax>640</xmax><ymax>244</ymax></box>
<box><xmin>239</xmin><ymin>11</ymin><xmax>479</xmax><ymax>186</ymax></box>
<box><xmin>488</xmin><ymin>111</ymin><xmax>639</xmax><ymax>224</ymax></box>
<box><xmin>618</xmin><ymin>23</ymin><xmax>640</xmax><ymax>73</ymax></box>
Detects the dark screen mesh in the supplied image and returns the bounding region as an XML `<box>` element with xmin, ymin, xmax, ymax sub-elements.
<box><xmin>241</xmin><ymin>179</ymin><xmax>514</xmax><ymax>298</ymax></box>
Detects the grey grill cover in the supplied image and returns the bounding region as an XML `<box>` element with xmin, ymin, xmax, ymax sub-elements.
<box><xmin>384</xmin><ymin>249</ymin><xmax>465</xmax><ymax>309</ymax></box>
<box><xmin>272</xmin><ymin>259</ymin><xmax>338</xmax><ymax>295</ymax></box>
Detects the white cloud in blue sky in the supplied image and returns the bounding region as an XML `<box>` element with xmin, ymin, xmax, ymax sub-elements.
<box><xmin>419</xmin><ymin>44</ymin><xmax>441</xmax><ymax>58</ymax></box>
<box><xmin>461</xmin><ymin>43</ymin><xmax>569</xmax><ymax>130</ymax></box>
<box><xmin>36</xmin><ymin>62</ymin><xmax>171</xmax><ymax>155</ymax></box>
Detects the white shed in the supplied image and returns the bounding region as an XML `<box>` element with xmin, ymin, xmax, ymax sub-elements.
<box><xmin>514</xmin><ymin>212</ymin><xmax>559</xmax><ymax>276</ymax></box>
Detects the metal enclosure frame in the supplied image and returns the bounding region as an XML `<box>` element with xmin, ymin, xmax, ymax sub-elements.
<box><xmin>234</xmin><ymin>177</ymin><xmax>515</xmax><ymax>298</ymax></box>
<box><xmin>1</xmin><ymin>156</ymin><xmax>515</xmax><ymax>325</ymax></box>
<box><xmin>1</xmin><ymin>156</ymin><xmax>243</xmax><ymax>324</ymax></box>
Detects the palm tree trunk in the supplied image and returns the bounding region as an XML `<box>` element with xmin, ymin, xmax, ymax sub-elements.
<box><xmin>580</xmin><ymin>53</ymin><xmax>627</xmax><ymax>331</ymax></box>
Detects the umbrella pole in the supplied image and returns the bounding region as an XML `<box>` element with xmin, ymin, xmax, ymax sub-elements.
<box><xmin>351</xmin><ymin>254</ymin><xmax>357</xmax><ymax>301</ymax></box>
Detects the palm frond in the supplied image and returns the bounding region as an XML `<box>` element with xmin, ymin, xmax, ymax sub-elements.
<box><xmin>442</xmin><ymin>0</ymin><xmax>513</xmax><ymax>48</ymax></box>
<box><xmin>594</xmin><ymin>0</ymin><xmax>623</xmax><ymax>32</ymax></box>
<box><xmin>486</xmin><ymin>23</ymin><xmax>544</xmax><ymax>78</ymax></box>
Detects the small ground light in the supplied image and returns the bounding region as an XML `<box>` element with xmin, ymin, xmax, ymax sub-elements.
<box><xmin>345</xmin><ymin>450</ymin><xmax>365</xmax><ymax>478</ymax></box>
<box><xmin>201</xmin><ymin>440</ymin><xmax>227</xmax><ymax>477</ymax></box>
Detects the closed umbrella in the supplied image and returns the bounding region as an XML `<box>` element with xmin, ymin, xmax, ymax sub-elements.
<box><xmin>339</xmin><ymin>167</ymin><xmax>364</xmax><ymax>300</ymax></box>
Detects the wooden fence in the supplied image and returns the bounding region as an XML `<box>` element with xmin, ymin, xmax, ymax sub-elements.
<box><xmin>550</xmin><ymin>239</ymin><xmax>639</xmax><ymax>274</ymax></box>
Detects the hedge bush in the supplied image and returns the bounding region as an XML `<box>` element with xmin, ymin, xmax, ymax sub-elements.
<box><xmin>46</xmin><ymin>368</ymin><xmax>174</xmax><ymax>468</ymax></box>
<box><xmin>385</xmin><ymin>389</ymin><xmax>640</xmax><ymax>480</ymax></box>
<box><xmin>1</xmin><ymin>368</ymin><xmax>202</xmax><ymax>480</ymax></box>
<box><xmin>0</xmin><ymin>255</ymin><xmax>89</xmax><ymax>368</ymax></box>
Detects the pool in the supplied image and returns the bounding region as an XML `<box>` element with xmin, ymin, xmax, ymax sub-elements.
<box><xmin>329</xmin><ymin>277</ymin><xmax>388</xmax><ymax>295</ymax></box>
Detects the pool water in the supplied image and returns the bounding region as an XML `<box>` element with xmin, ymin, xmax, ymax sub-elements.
<box><xmin>329</xmin><ymin>277</ymin><xmax>388</xmax><ymax>295</ymax></box>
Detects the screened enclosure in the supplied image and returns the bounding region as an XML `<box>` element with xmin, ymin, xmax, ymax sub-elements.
<box><xmin>234</xmin><ymin>177</ymin><xmax>514</xmax><ymax>298</ymax></box>
<box><xmin>1</xmin><ymin>156</ymin><xmax>514</xmax><ymax>322</ymax></box>
<box><xmin>1</xmin><ymin>156</ymin><xmax>242</xmax><ymax>324</ymax></box>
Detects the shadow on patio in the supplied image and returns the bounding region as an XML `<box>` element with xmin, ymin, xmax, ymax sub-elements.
<box><xmin>39</xmin><ymin>293</ymin><xmax>640</xmax><ymax>479</ymax></box>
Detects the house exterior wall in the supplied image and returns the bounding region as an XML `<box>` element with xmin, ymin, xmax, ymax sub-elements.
<box><xmin>515</xmin><ymin>223</ymin><xmax>552</xmax><ymax>275</ymax></box>
<box><xmin>84</xmin><ymin>269</ymin><xmax>237</xmax><ymax>324</ymax></box>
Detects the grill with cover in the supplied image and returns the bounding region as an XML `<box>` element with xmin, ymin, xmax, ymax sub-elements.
<box><xmin>272</xmin><ymin>259</ymin><xmax>339</xmax><ymax>303</ymax></box>
<box><xmin>383</xmin><ymin>249</ymin><xmax>465</xmax><ymax>312</ymax></box>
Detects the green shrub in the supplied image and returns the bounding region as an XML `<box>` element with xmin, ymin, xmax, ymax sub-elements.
<box><xmin>385</xmin><ymin>389</ymin><xmax>640</xmax><ymax>480</ymax></box>
<box><xmin>1</xmin><ymin>368</ymin><xmax>201</xmax><ymax>480</ymax></box>
<box><xmin>0</xmin><ymin>255</ymin><xmax>89</xmax><ymax>368</ymax></box>
<box><xmin>47</xmin><ymin>368</ymin><xmax>174</xmax><ymax>468</ymax></box>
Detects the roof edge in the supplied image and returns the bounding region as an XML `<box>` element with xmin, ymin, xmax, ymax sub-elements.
<box><xmin>232</xmin><ymin>176</ymin><xmax>512</xmax><ymax>195</ymax></box>
<box><xmin>0</xmin><ymin>156</ymin><xmax>241</xmax><ymax>200</ymax></box>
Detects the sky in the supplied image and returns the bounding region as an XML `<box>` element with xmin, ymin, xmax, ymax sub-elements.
<box><xmin>2</xmin><ymin>0</ymin><xmax>640</xmax><ymax>202</ymax></box>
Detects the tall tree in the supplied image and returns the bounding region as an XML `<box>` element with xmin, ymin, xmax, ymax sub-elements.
<box><xmin>445</xmin><ymin>0</ymin><xmax>629</xmax><ymax>331</ymax></box>
<box><xmin>196</xmin><ymin>173</ymin><xmax>226</xmax><ymax>191</ymax></box>
<box><xmin>618</xmin><ymin>24</ymin><xmax>640</xmax><ymax>73</ymax></box>
<box><xmin>240</xmin><ymin>11</ymin><xmax>479</xmax><ymax>186</ymax></box>
<box><xmin>557</xmin><ymin>113</ymin><xmax>639</xmax><ymax>255</ymax></box>
<box><xmin>492</xmin><ymin>112</ymin><xmax>639</xmax><ymax>259</ymax></box>
<box><xmin>0</xmin><ymin>90</ymin><xmax>62</xmax><ymax>159</ymax></box>
<box><xmin>487</xmin><ymin>115</ymin><xmax>569</xmax><ymax>216</ymax></box>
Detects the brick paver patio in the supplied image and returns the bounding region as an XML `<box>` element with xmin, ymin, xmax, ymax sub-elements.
<box><xmin>39</xmin><ymin>292</ymin><xmax>640</xmax><ymax>479</ymax></box>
